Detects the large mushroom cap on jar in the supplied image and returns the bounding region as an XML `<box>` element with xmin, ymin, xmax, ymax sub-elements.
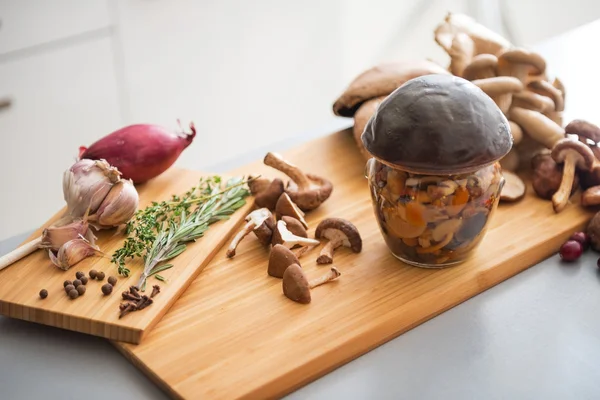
<box><xmin>361</xmin><ymin>74</ymin><xmax>512</xmax><ymax>174</ymax></box>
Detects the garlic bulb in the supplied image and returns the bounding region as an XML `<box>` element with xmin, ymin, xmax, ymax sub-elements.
<box><xmin>49</xmin><ymin>237</ymin><xmax>102</xmax><ymax>271</ymax></box>
<box><xmin>91</xmin><ymin>179</ymin><xmax>139</xmax><ymax>227</ymax></box>
<box><xmin>40</xmin><ymin>219</ymin><xmax>94</xmax><ymax>251</ymax></box>
<box><xmin>63</xmin><ymin>159</ymin><xmax>121</xmax><ymax>218</ymax></box>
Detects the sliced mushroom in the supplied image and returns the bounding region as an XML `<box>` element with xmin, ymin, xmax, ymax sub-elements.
<box><xmin>264</xmin><ymin>152</ymin><xmax>333</xmax><ymax>211</ymax></box>
<box><xmin>383</xmin><ymin>209</ymin><xmax>426</xmax><ymax>239</ymax></box>
<box><xmin>527</xmin><ymin>80</ymin><xmax>564</xmax><ymax>112</ymax></box>
<box><xmin>332</xmin><ymin>61</ymin><xmax>450</xmax><ymax>117</ymax></box>
<box><xmin>509</xmin><ymin>107</ymin><xmax>564</xmax><ymax>149</ymax></box>
<box><xmin>582</xmin><ymin>186</ymin><xmax>600</xmax><ymax>207</ymax></box>
<box><xmin>471</xmin><ymin>76</ymin><xmax>523</xmax><ymax>114</ymax></box>
<box><xmin>508</xmin><ymin>121</ymin><xmax>523</xmax><ymax>145</ymax></box>
<box><xmin>511</xmin><ymin>91</ymin><xmax>555</xmax><ymax>113</ymax></box>
<box><xmin>226</xmin><ymin>208</ymin><xmax>275</xmax><ymax>258</ymax></box>
<box><xmin>462</xmin><ymin>54</ymin><xmax>498</xmax><ymax>80</ymax></box>
<box><xmin>551</xmin><ymin>139</ymin><xmax>595</xmax><ymax>212</ymax></box>
<box><xmin>500</xmin><ymin>171</ymin><xmax>526</xmax><ymax>202</ymax></box>
<box><xmin>282</xmin><ymin>264</ymin><xmax>340</xmax><ymax>304</ymax></box>
<box><xmin>353</xmin><ymin>96</ymin><xmax>386</xmax><ymax>161</ymax></box>
<box><xmin>271</xmin><ymin>220</ymin><xmax>319</xmax><ymax>249</ymax></box>
<box><xmin>447</xmin><ymin>32</ymin><xmax>475</xmax><ymax>76</ymax></box>
<box><xmin>275</xmin><ymin>193</ymin><xmax>308</xmax><ymax>229</ymax></box>
<box><xmin>268</xmin><ymin>244</ymin><xmax>300</xmax><ymax>278</ymax></box>
<box><xmin>314</xmin><ymin>218</ymin><xmax>362</xmax><ymax>264</ymax></box>
<box><xmin>271</xmin><ymin>216</ymin><xmax>308</xmax><ymax>246</ymax></box>
<box><xmin>497</xmin><ymin>48</ymin><xmax>546</xmax><ymax>84</ymax></box>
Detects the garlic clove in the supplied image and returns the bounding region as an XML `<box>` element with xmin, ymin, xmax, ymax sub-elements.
<box><xmin>91</xmin><ymin>179</ymin><xmax>139</xmax><ymax>228</ymax></box>
<box><xmin>49</xmin><ymin>238</ymin><xmax>102</xmax><ymax>271</ymax></box>
<box><xmin>40</xmin><ymin>220</ymin><xmax>89</xmax><ymax>251</ymax></box>
<box><xmin>63</xmin><ymin>159</ymin><xmax>121</xmax><ymax>218</ymax></box>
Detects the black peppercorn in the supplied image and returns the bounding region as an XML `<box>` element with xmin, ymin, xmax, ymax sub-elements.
<box><xmin>63</xmin><ymin>280</ymin><xmax>72</xmax><ymax>288</ymax></box>
<box><xmin>96</xmin><ymin>271</ymin><xmax>105</xmax><ymax>281</ymax></box>
<box><xmin>77</xmin><ymin>285</ymin><xmax>86</xmax><ymax>295</ymax></box>
<box><xmin>39</xmin><ymin>289</ymin><xmax>48</xmax><ymax>299</ymax></box>
<box><xmin>64</xmin><ymin>284</ymin><xmax>75</xmax><ymax>294</ymax></box>
<box><xmin>73</xmin><ymin>279</ymin><xmax>82</xmax><ymax>288</ymax></box>
<box><xmin>101</xmin><ymin>283</ymin><xmax>113</xmax><ymax>295</ymax></box>
<box><xmin>89</xmin><ymin>270</ymin><xmax>98</xmax><ymax>279</ymax></box>
<box><xmin>75</xmin><ymin>271</ymin><xmax>85</xmax><ymax>280</ymax></box>
<box><xmin>68</xmin><ymin>289</ymin><xmax>79</xmax><ymax>299</ymax></box>
<box><xmin>107</xmin><ymin>276</ymin><xmax>117</xmax><ymax>286</ymax></box>
<box><xmin>80</xmin><ymin>276</ymin><xmax>88</xmax><ymax>285</ymax></box>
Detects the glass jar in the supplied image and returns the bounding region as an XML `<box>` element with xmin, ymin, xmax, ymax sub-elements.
<box><xmin>365</xmin><ymin>158</ymin><xmax>505</xmax><ymax>268</ymax></box>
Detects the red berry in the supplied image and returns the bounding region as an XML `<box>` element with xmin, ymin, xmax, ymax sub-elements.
<box><xmin>559</xmin><ymin>240</ymin><xmax>583</xmax><ymax>262</ymax></box>
<box><xmin>569</xmin><ymin>232</ymin><xmax>590</xmax><ymax>250</ymax></box>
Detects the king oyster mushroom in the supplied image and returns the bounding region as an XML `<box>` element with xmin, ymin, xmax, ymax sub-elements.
<box><xmin>282</xmin><ymin>264</ymin><xmax>341</xmax><ymax>304</ymax></box>
<box><xmin>551</xmin><ymin>139</ymin><xmax>595</xmax><ymax>212</ymax></box>
<box><xmin>268</xmin><ymin>244</ymin><xmax>300</xmax><ymax>278</ymax></box>
<box><xmin>314</xmin><ymin>218</ymin><xmax>362</xmax><ymax>264</ymax></box>
<box><xmin>263</xmin><ymin>152</ymin><xmax>333</xmax><ymax>211</ymax></box>
<box><xmin>226</xmin><ymin>208</ymin><xmax>275</xmax><ymax>258</ymax></box>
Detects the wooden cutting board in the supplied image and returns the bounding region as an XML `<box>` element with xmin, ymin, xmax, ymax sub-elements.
<box><xmin>114</xmin><ymin>128</ymin><xmax>595</xmax><ymax>399</ymax></box>
<box><xmin>0</xmin><ymin>168</ymin><xmax>253</xmax><ymax>344</ymax></box>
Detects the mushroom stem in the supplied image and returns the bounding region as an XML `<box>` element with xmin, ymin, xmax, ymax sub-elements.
<box><xmin>317</xmin><ymin>239</ymin><xmax>343</xmax><ymax>264</ymax></box>
<box><xmin>226</xmin><ymin>220</ymin><xmax>255</xmax><ymax>258</ymax></box>
<box><xmin>509</xmin><ymin>107</ymin><xmax>564</xmax><ymax>149</ymax></box>
<box><xmin>292</xmin><ymin>244</ymin><xmax>317</xmax><ymax>259</ymax></box>
<box><xmin>264</xmin><ymin>152</ymin><xmax>312</xmax><ymax>190</ymax></box>
<box><xmin>552</xmin><ymin>153</ymin><xmax>578</xmax><ymax>213</ymax></box>
<box><xmin>308</xmin><ymin>267</ymin><xmax>341</xmax><ymax>289</ymax></box>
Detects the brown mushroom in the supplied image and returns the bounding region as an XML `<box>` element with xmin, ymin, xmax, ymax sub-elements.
<box><xmin>471</xmin><ymin>76</ymin><xmax>523</xmax><ymax>114</ymax></box>
<box><xmin>508</xmin><ymin>121</ymin><xmax>523</xmax><ymax>145</ymax></box>
<box><xmin>271</xmin><ymin>216</ymin><xmax>308</xmax><ymax>246</ymax></box>
<box><xmin>499</xmin><ymin>171</ymin><xmax>526</xmax><ymax>202</ymax></box>
<box><xmin>500</xmin><ymin>148</ymin><xmax>520</xmax><ymax>171</ymax></box>
<box><xmin>275</xmin><ymin>193</ymin><xmax>308</xmax><ymax>228</ymax></box>
<box><xmin>248</xmin><ymin>176</ymin><xmax>271</xmax><ymax>195</ymax></box>
<box><xmin>551</xmin><ymin>139</ymin><xmax>595</xmax><ymax>212</ymax></box>
<box><xmin>511</xmin><ymin>91</ymin><xmax>555</xmax><ymax>113</ymax></box>
<box><xmin>282</xmin><ymin>264</ymin><xmax>340</xmax><ymax>304</ymax></box>
<box><xmin>497</xmin><ymin>48</ymin><xmax>546</xmax><ymax>84</ymax></box>
<box><xmin>553</xmin><ymin>77</ymin><xmax>565</xmax><ymax>101</ymax></box>
<box><xmin>527</xmin><ymin>80</ymin><xmax>564</xmax><ymax>112</ymax></box>
<box><xmin>332</xmin><ymin>60</ymin><xmax>450</xmax><ymax>117</ymax></box>
<box><xmin>462</xmin><ymin>54</ymin><xmax>498</xmax><ymax>81</ymax></box>
<box><xmin>314</xmin><ymin>218</ymin><xmax>362</xmax><ymax>264</ymax></box>
<box><xmin>531</xmin><ymin>152</ymin><xmax>578</xmax><ymax>200</ymax></box>
<box><xmin>582</xmin><ymin>186</ymin><xmax>600</xmax><ymax>207</ymax></box>
<box><xmin>252</xmin><ymin>178</ymin><xmax>284</xmax><ymax>211</ymax></box>
<box><xmin>268</xmin><ymin>244</ymin><xmax>300</xmax><ymax>278</ymax></box>
<box><xmin>271</xmin><ymin>220</ymin><xmax>319</xmax><ymax>249</ymax></box>
<box><xmin>264</xmin><ymin>152</ymin><xmax>333</xmax><ymax>211</ymax></box>
<box><xmin>353</xmin><ymin>96</ymin><xmax>386</xmax><ymax>161</ymax></box>
<box><xmin>565</xmin><ymin>120</ymin><xmax>600</xmax><ymax>150</ymax></box>
<box><xmin>226</xmin><ymin>208</ymin><xmax>275</xmax><ymax>258</ymax></box>
<box><xmin>447</xmin><ymin>32</ymin><xmax>475</xmax><ymax>76</ymax></box>
<box><xmin>579</xmin><ymin>163</ymin><xmax>600</xmax><ymax>190</ymax></box>
<box><xmin>544</xmin><ymin>111</ymin><xmax>564</xmax><ymax>128</ymax></box>
<box><xmin>586</xmin><ymin>212</ymin><xmax>600</xmax><ymax>251</ymax></box>
<box><xmin>509</xmin><ymin>107</ymin><xmax>564</xmax><ymax>149</ymax></box>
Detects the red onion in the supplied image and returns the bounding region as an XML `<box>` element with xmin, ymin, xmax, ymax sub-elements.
<box><xmin>79</xmin><ymin>121</ymin><xmax>196</xmax><ymax>184</ymax></box>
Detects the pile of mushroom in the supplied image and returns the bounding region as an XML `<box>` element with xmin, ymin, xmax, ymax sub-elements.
<box><xmin>229</xmin><ymin>152</ymin><xmax>363</xmax><ymax>304</ymax></box>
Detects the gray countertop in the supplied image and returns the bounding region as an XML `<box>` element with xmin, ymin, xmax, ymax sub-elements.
<box><xmin>4</xmin><ymin>19</ymin><xmax>600</xmax><ymax>400</ymax></box>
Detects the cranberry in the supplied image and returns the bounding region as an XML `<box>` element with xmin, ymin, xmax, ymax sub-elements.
<box><xmin>569</xmin><ymin>232</ymin><xmax>590</xmax><ymax>250</ymax></box>
<box><xmin>559</xmin><ymin>240</ymin><xmax>583</xmax><ymax>262</ymax></box>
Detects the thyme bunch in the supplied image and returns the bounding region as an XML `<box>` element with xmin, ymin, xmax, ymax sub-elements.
<box><xmin>111</xmin><ymin>176</ymin><xmax>250</xmax><ymax>290</ymax></box>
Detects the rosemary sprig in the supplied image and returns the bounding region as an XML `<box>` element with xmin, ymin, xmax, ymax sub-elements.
<box><xmin>111</xmin><ymin>176</ymin><xmax>250</xmax><ymax>290</ymax></box>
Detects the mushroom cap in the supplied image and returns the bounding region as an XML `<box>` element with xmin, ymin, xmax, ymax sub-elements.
<box><xmin>332</xmin><ymin>60</ymin><xmax>450</xmax><ymax>117</ymax></box>
<box><xmin>551</xmin><ymin>138</ymin><xmax>595</xmax><ymax>171</ymax></box>
<box><xmin>314</xmin><ymin>218</ymin><xmax>362</xmax><ymax>252</ymax></box>
<box><xmin>362</xmin><ymin>74</ymin><xmax>512</xmax><ymax>174</ymax></box>
<box><xmin>271</xmin><ymin>216</ymin><xmax>307</xmax><ymax>246</ymax></box>
<box><xmin>471</xmin><ymin>76</ymin><xmax>523</xmax><ymax>96</ymax></box>
<box><xmin>531</xmin><ymin>153</ymin><xmax>578</xmax><ymax>200</ymax></box>
<box><xmin>254</xmin><ymin>178</ymin><xmax>284</xmax><ymax>211</ymax></box>
<box><xmin>275</xmin><ymin>193</ymin><xmax>308</xmax><ymax>228</ymax></box>
<box><xmin>248</xmin><ymin>176</ymin><xmax>271</xmax><ymax>195</ymax></box>
<box><xmin>582</xmin><ymin>186</ymin><xmax>600</xmax><ymax>207</ymax></box>
<box><xmin>286</xmin><ymin>174</ymin><xmax>333</xmax><ymax>212</ymax></box>
<box><xmin>268</xmin><ymin>244</ymin><xmax>300</xmax><ymax>279</ymax></box>
<box><xmin>565</xmin><ymin>119</ymin><xmax>600</xmax><ymax>143</ymax></box>
<box><xmin>282</xmin><ymin>264</ymin><xmax>311</xmax><ymax>304</ymax></box>
<box><xmin>353</xmin><ymin>96</ymin><xmax>386</xmax><ymax>161</ymax></box>
<box><xmin>498</xmin><ymin>48</ymin><xmax>546</xmax><ymax>75</ymax></box>
<box><xmin>462</xmin><ymin>54</ymin><xmax>498</xmax><ymax>81</ymax></box>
